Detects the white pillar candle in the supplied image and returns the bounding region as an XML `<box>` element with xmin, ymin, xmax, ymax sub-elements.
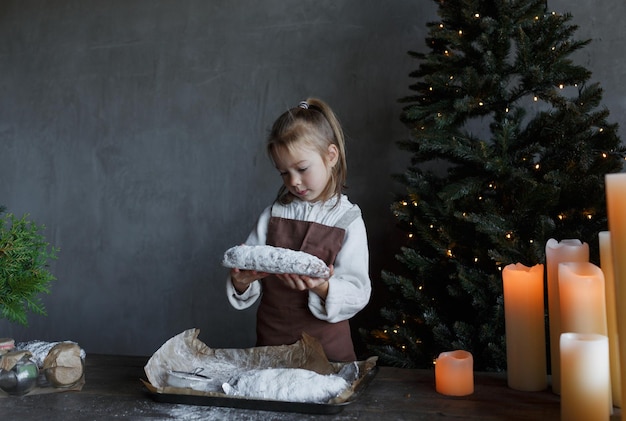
<box><xmin>502</xmin><ymin>263</ymin><xmax>547</xmax><ymax>391</ymax></box>
<box><xmin>435</xmin><ymin>350</ymin><xmax>474</xmax><ymax>396</ymax></box>
<box><xmin>558</xmin><ymin>262</ymin><xmax>608</xmax><ymax>336</ymax></box>
<box><xmin>560</xmin><ymin>333</ymin><xmax>611</xmax><ymax>421</ymax></box>
<box><xmin>545</xmin><ymin>238</ymin><xmax>589</xmax><ymax>394</ymax></box>
<box><xmin>599</xmin><ymin>231</ymin><xmax>621</xmax><ymax>407</ymax></box>
<box><xmin>605</xmin><ymin>173</ymin><xmax>626</xmax><ymax>420</ymax></box>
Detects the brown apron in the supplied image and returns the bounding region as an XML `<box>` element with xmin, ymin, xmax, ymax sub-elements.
<box><xmin>256</xmin><ymin>205</ymin><xmax>359</xmax><ymax>362</ymax></box>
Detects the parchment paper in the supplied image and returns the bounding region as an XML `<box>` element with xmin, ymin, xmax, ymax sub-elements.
<box><xmin>144</xmin><ymin>328</ymin><xmax>335</xmax><ymax>389</ymax></box>
<box><xmin>143</xmin><ymin>328</ymin><xmax>377</xmax><ymax>404</ymax></box>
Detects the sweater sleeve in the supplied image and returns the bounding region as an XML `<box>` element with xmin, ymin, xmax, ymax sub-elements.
<box><xmin>307</xmin><ymin>214</ymin><xmax>372</xmax><ymax>323</ymax></box>
<box><xmin>225</xmin><ymin>206</ymin><xmax>271</xmax><ymax>309</ymax></box>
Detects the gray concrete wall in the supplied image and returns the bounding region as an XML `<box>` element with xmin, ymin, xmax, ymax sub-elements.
<box><xmin>0</xmin><ymin>0</ymin><xmax>624</xmax><ymax>356</ymax></box>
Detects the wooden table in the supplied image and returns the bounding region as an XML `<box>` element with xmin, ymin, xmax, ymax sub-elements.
<box><xmin>0</xmin><ymin>354</ymin><xmax>620</xmax><ymax>420</ymax></box>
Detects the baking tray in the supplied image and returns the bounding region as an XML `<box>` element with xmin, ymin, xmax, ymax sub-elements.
<box><xmin>145</xmin><ymin>365</ymin><xmax>378</xmax><ymax>415</ymax></box>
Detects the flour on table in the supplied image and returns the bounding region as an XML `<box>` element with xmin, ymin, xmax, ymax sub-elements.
<box><xmin>222</xmin><ymin>368</ymin><xmax>349</xmax><ymax>403</ymax></box>
<box><xmin>222</xmin><ymin>245</ymin><xmax>330</xmax><ymax>278</ymax></box>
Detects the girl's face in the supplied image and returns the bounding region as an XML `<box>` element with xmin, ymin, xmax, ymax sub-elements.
<box><xmin>273</xmin><ymin>142</ymin><xmax>338</xmax><ymax>203</ymax></box>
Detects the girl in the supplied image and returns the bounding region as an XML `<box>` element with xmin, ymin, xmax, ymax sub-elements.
<box><xmin>226</xmin><ymin>98</ymin><xmax>371</xmax><ymax>362</ymax></box>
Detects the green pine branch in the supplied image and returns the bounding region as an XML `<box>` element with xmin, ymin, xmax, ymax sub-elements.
<box><xmin>0</xmin><ymin>212</ymin><xmax>59</xmax><ymax>325</ymax></box>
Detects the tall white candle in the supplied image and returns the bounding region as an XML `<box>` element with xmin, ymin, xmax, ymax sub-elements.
<box><xmin>560</xmin><ymin>333</ymin><xmax>611</xmax><ymax>421</ymax></box>
<box><xmin>435</xmin><ymin>350</ymin><xmax>474</xmax><ymax>396</ymax></box>
<box><xmin>545</xmin><ymin>239</ymin><xmax>589</xmax><ymax>394</ymax></box>
<box><xmin>502</xmin><ymin>263</ymin><xmax>547</xmax><ymax>391</ymax></box>
<box><xmin>599</xmin><ymin>231</ymin><xmax>621</xmax><ymax>407</ymax></box>
<box><xmin>558</xmin><ymin>262</ymin><xmax>608</xmax><ymax>336</ymax></box>
<box><xmin>605</xmin><ymin>173</ymin><xmax>626</xmax><ymax>420</ymax></box>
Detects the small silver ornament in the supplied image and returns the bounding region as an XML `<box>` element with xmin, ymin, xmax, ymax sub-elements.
<box><xmin>0</xmin><ymin>354</ymin><xmax>39</xmax><ymax>396</ymax></box>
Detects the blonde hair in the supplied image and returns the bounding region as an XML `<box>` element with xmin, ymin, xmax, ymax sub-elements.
<box><xmin>267</xmin><ymin>98</ymin><xmax>347</xmax><ymax>204</ymax></box>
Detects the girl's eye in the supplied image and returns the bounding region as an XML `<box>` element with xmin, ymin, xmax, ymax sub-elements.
<box><xmin>298</xmin><ymin>167</ymin><xmax>308</xmax><ymax>173</ymax></box>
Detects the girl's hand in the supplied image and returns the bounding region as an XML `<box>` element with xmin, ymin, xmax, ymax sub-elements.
<box><xmin>230</xmin><ymin>268</ymin><xmax>268</xmax><ymax>294</ymax></box>
<box><xmin>275</xmin><ymin>265</ymin><xmax>334</xmax><ymax>299</ymax></box>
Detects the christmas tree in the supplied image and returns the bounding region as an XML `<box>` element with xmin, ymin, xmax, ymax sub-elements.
<box><xmin>364</xmin><ymin>0</ymin><xmax>625</xmax><ymax>371</ymax></box>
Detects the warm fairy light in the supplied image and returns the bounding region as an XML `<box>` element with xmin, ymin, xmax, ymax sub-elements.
<box><xmin>478</xmin><ymin>101</ymin><xmax>484</xmax><ymax>106</ymax></box>
<box><xmin>533</xmin><ymin>96</ymin><xmax>538</xmax><ymax>102</ymax></box>
<box><xmin>559</xmin><ymin>84</ymin><xmax>564</xmax><ymax>89</ymax></box>
<box><xmin>418</xmin><ymin>285</ymin><xmax>423</xmax><ymax>290</ymax></box>
<box><xmin>444</xmin><ymin>50</ymin><xmax>449</xmax><ymax>55</ymax></box>
<box><xmin>474</xmin><ymin>257</ymin><xmax>479</xmax><ymax>263</ymax></box>
<box><xmin>437</xmin><ymin>112</ymin><xmax>442</xmax><ymax>117</ymax></box>
<box><xmin>505</xmin><ymin>107</ymin><xmax>509</xmax><ymax>113</ymax></box>
<box><xmin>505</xmin><ymin>232</ymin><xmax>513</xmax><ymax>239</ymax></box>
<box><xmin>429</xmin><ymin>224</ymin><xmax>435</xmax><ymax>229</ymax></box>
<box><xmin>429</xmin><ymin>86</ymin><xmax>433</xmax><ymax>91</ymax></box>
<box><xmin>402</xmin><ymin>200</ymin><xmax>408</xmax><ymax>206</ymax></box>
<box><xmin>447</xmin><ymin>249</ymin><xmax>453</xmax><ymax>257</ymax></box>
<box><xmin>408</xmin><ymin>233</ymin><xmax>414</xmax><ymax>238</ymax></box>
<box><xmin>558</xmin><ymin>213</ymin><xmax>566</xmax><ymax>220</ymax></box>
<box><xmin>458</xmin><ymin>30</ymin><xmax>463</xmax><ymax>35</ymax></box>
<box><xmin>602</xmin><ymin>152</ymin><xmax>608</xmax><ymax>158</ymax></box>
<box><xmin>599</xmin><ymin>128</ymin><xmax>604</xmax><ymax>132</ymax></box>
<box><xmin>529</xmin><ymin>239</ymin><xmax>534</xmax><ymax>244</ymax></box>
<box><xmin>439</xmin><ymin>23</ymin><xmax>444</xmax><ymax>28</ymax></box>
<box><xmin>474</xmin><ymin>13</ymin><xmax>480</xmax><ymax>18</ymax></box>
<box><xmin>534</xmin><ymin>163</ymin><xmax>540</xmax><ymax>170</ymax></box>
<box><xmin>534</xmin><ymin>16</ymin><xmax>539</xmax><ymax>20</ymax></box>
<box><xmin>413</xmin><ymin>201</ymin><xmax>418</xmax><ymax>206</ymax></box>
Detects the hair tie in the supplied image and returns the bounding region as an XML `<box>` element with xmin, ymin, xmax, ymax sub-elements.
<box><xmin>298</xmin><ymin>101</ymin><xmax>309</xmax><ymax>109</ymax></box>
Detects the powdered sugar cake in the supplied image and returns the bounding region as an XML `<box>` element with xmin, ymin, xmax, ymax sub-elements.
<box><xmin>222</xmin><ymin>245</ymin><xmax>331</xmax><ymax>278</ymax></box>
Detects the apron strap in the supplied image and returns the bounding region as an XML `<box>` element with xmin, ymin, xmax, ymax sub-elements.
<box><xmin>334</xmin><ymin>206</ymin><xmax>361</xmax><ymax>230</ymax></box>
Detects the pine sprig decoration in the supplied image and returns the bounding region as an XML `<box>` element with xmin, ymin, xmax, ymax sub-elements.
<box><xmin>0</xmin><ymin>212</ymin><xmax>58</xmax><ymax>325</ymax></box>
<box><xmin>364</xmin><ymin>0</ymin><xmax>625</xmax><ymax>371</ymax></box>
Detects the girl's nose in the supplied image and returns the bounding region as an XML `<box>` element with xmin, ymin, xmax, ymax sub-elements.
<box><xmin>289</xmin><ymin>173</ymin><xmax>301</xmax><ymax>186</ymax></box>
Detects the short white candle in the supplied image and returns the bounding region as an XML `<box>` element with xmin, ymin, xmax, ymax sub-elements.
<box><xmin>545</xmin><ymin>238</ymin><xmax>589</xmax><ymax>394</ymax></box>
<box><xmin>560</xmin><ymin>333</ymin><xmax>611</xmax><ymax>421</ymax></box>
<box><xmin>502</xmin><ymin>263</ymin><xmax>547</xmax><ymax>391</ymax></box>
<box><xmin>435</xmin><ymin>350</ymin><xmax>474</xmax><ymax>396</ymax></box>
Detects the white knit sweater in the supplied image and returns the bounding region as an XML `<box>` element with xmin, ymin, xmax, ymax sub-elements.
<box><xmin>226</xmin><ymin>195</ymin><xmax>371</xmax><ymax>323</ymax></box>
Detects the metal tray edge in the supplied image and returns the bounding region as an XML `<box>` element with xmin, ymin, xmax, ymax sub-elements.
<box><xmin>145</xmin><ymin>365</ymin><xmax>379</xmax><ymax>415</ymax></box>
